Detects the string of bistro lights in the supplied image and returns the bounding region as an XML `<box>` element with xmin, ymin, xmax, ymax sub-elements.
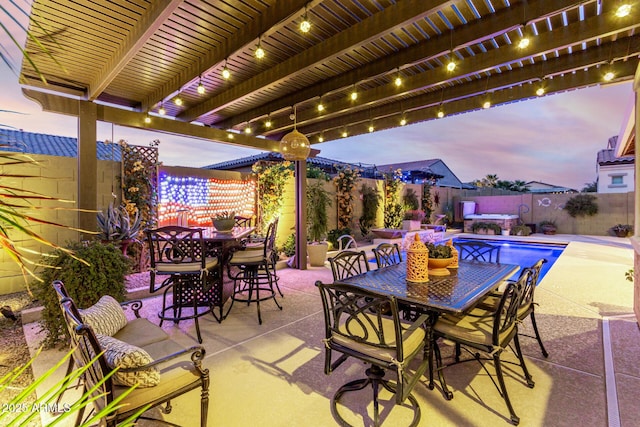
<box><xmin>144</xmin><ymin>3</ymin><xmax>633</xmax><ymax>144</ymax></box>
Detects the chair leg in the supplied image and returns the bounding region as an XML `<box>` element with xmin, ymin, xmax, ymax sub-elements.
<box><xmin>493</xmin><ymin>353</ymin><xmax>520</xmax><ymax>426</ymax></box>
<box><xmin>432</xmin><ymin>339</ymin><xmax>453</xmax><ymax>400</ymax></box>
<box><xmin>513</xmin><ymin>334</ymin><xmax>535</xmax><ymax>388</ymax></box>
<box><xmin>529</xmin><ymin>311</ymin><xmax>549</xmax><ymax>357</ymax></box>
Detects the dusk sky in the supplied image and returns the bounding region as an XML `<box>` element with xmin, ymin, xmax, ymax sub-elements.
<box><xmin>0</xmin><ymin>10</ymin><xmax>634</xmax><ymax>191</ymax></box>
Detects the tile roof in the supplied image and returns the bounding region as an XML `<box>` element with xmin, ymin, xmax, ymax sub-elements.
<box><xmin>0</xmin><ymin>129</ymin><xmax>121</xmax><ymax>160</ymax></box>
<box><xmin>597</xmin><ymin>135</ymin><xmax>634</xmax><ymax>165</ymax></box>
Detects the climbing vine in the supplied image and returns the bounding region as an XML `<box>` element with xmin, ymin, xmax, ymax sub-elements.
<box><xmin>252</xmin><ymin>160</ymin><xmax>294</xmax><ymax>234</ymax></box>
<box><xmin>383</xmin><ymin>169</ymin><xmax>404</xmax><ymax>229</ymax></box>
<box><xmin>332</xmin><ymin>165</ymin><xmax>361</xmax><ymax>229</ymax></box>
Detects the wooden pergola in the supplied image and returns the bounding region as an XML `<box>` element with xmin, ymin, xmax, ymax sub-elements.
<box><xmin>19</xmin><ymin>0</ymin><xmax>640</xmax><ymax>268</ymax></box>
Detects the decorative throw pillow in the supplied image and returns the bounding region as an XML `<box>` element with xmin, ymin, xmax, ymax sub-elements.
<box><xmin>79</xmin><ymin>295</ymin><xmax>127</xmax><ymax>336</ymax></box>
<box><xmin>97</xmin><ymin>334</ymin><xmax>160</xmax><ymax>387</ymax></box>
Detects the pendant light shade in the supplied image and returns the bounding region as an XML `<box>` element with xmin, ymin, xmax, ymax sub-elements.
<box><xmin>280</xmin><ymin>106</ymin><xmax>310</xmax><ymax>161</ymax></box>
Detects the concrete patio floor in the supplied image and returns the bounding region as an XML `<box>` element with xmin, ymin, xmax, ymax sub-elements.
<box><xmin>25</xmin><ymin>234</ymin><xmax>639</xmax><ymax>427</ymax></box>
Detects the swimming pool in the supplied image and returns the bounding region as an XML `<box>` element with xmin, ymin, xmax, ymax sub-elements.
<box><xmin>453</xmin><ymin>237</ymin><xmax>565</xmax><ymax>282</ymax></box>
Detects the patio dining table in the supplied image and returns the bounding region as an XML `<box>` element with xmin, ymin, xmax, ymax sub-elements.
<box><xmin>337</xmin><ymin>259</ymin><xmax>519</xmax><ymax>395</ymax></box>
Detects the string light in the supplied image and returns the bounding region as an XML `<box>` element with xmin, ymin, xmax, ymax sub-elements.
<box><xmin>255</xmin><ymin>38</ymin><xmax>265</xmax><ymax>59</ymax></box>
<box><xmin>437</xmin><ymin>110</ymin><xmax>444</xmax><ymax>118</ymax></box>
<box><xmin>300</xmin><ymin>6</ymin><xmax>311</xmax><ymax>33</ymax></box>
<box><xmin>144</xmin><ymin>115</ymin><xmax>151</xmax><ymax>124</ymax></box>
<box><xmin>244</xmin><ymin>126</ymin><xmax>252</xmax><ymax>134</ymax></box>
<box><xmin>446</xmin><ymin>60</ymin><xmax>456</xmax><ymax>71</ymax></box>
<box><xmin>368</xmin><ymin>123</ymin><xmax>374</xmax><ymax>132</ymax></box>
<box><xmin>603</xmin><ymin>69</ymin><xmax>615</xmax><ymax>82</ymax></box>
<box><xmin>350</xmin><ymin>85</ymin><xmax>358</xmax><ymax>101</ymax></box>
<box><xmin>264</xmin><ymin>115</ymin><xmax>272</xmax><ymax>128</ymax></box>
<box><xmin>174</xmin><ymin>96</ymin><xmax>183</xmax><ymax>106</ymax></box>
<box><xmin>222</xmin><ymin>60</ymin><xmax>231</xmax><ymax>79</ymax></box>
<box><xmin>342</xmin><ymin>130</ymin><xmax>348</xmax><ymax>138</ymax></box>
<box><xmin>400</xmin><ymin>117</ymin><xmax>407</xmax><ymax>126</ymax></box>
<box><xmin>518</xmin><ymin>37</ymin><xmax>530</xmax><ymax>49</ymax></box>
<box><xmin>158</xmin><ymin>103</ymin><xmax>166</xmax><ymax>115</ymax></box>
<box><xmin>197</xmin><ymin>78</ymin><xmax>205</xmax><ymax>94</ymax></box>
<box><xmin>317</xmin><ymin>101</ymin><xmax>325</xmax><ymax>112</ymax></box>
<box><xmin>616</xmin><ymin>4</ymin><xmax>631</xmax><ymax>17</ymax></box>
<box><xmin>536</xmin><ymin>87</ymin><xmax>545</xmax><ymax>96</ymax></box>
<box><xmin>318</xmin><ymin>134</ymin><xmax>324</xmax><ymax>142</ymax></box>
<box><xmin>483</xmin><ymin>100</ymin><xmax>491</xmax><ymax>109</ymax></box>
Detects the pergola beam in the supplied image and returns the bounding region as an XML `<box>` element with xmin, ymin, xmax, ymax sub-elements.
<box><xmin>21</xmin><ymin>89</ymin><xmax>281</xmax><ymax>152</ymax></box>
<box><xmin>216</xmin><ymin>0</ymin><xmax>581</xmax><ymax>130</ymax></box>
<box><xmin>87</xmin><ymin>0</ymin><xmax>183</xmax><ymax>101</ymax></box>
<box><xmin>142</xmin><ymin>0</ymin><xmax>312</xmax><ymax>112</ymax></box>
<box><xmin>178</xmin><ymin>0</ymin><xmax>456</xmax><ymax>122</ymax></box>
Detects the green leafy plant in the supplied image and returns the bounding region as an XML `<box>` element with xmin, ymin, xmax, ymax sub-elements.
<box><xmin>118</xmin><ymin>141</ymin><xmax>159</xmax><ymax>231</ymax></box>
<box><xmin>0</xmin><ymin>348</ymin><xmax>147</xmax><ymax>426</ymax></box>
<box><xmin>359</xmin><ymin>184</ymin><xmax>380</xmax><ymax>236</ymax></box>
<box><xmin>307</xmin><ymin>180</ymin><xmax>332</xmax><ymax>242</ymax></box>
<box><xmin>471</xmin><ymin>222</ymin><xmax>501</xmax><ymax>234</ymax></box>
<box><xmin>281</xmin><ymin>233</ymin><xmax>296</xmax><ymax>257</ymax></box>
<box><xmin>564</xmin><ymin>194</ymin><xmax>598</xmax><ymax>218</ymax></box>
<box><xmin>97</xmin><ymin>203</ymin><xmax>141</xmax><ymax>241</ymax></box>
<box><xmin>253</xmin><ymin>160</ymin><xmax>294</xmax><ymax>234</ymax></box>
<box><xmin>332</xmin><ymin>165</ymin><xmax>361</xmax><ymax>229</ymax></box>
<box><xmin>327</xmin><ymin>228</ymin><xmax>352</xmax><ymax>249</ymax></box>
<box><xmin>32</xmin><ymin>241</ymin><xmax>130</xmax><ymax>347</ymax></box>
<box><xmin>611</xmin><ymin>224</ymin><xmax>633</xmax><ymax>237</ymax></box>
<box><xmin>402</xmin><ymin>188</ymin><xmax>420</xmax><ymax>211</ymax></box>
<box><xmin>213</xmin><ymin>210</ymin><xmax>235</xmax><ymax>220</ymax></box>
<box><xmin>383</xmin><ymin>169</ymin><xmax>404</xmax><ymax>229</ymax></box>
<box><xmin>510</xmin><ymin>224</ymin><xmax>532</xmax><ymax>236</ymax></box>
<box><xmin>422</xmin><ymin>184</ymin><xmax>434</xmax><ymax>223</ymax></box>
<box><xmin>426</xmin><ymin>242</ymin><xmax>453</xmax><ymax>259</ymax></box>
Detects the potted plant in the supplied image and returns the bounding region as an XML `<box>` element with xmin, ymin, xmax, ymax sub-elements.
<box><xmin>471</xmin><ymin>221</ymin><xmax>501</xmax><ymax>235</ymax></box>
<box><xmin>307</xmin><ymin>180</ymin><xmax>332</xmax><ymax>266</ymax></box>
<box><xmin>539</xmin><ymin>220</ymin><xmax>557</xmax><ymax>235</ymax></box>
<box><xmin>611</xmin><ymin>224</ymin><xmax>633</xmax><ymax>238</ymax></box>
<box><xmin>402</xmin><ymin>209</ymin><xmax>425</xmax><ymax>231</ymax></box>
<box><xmin>212</xmin><ymin>210</ymin><xmax>235</xmax><ymax>232</ymax></box>
<box><xmin>510</xmin><ymin>224</ymin><xmax>532</xmax><ymax>236</ymax></box>
<box><xmin>97</xmin><ymin>203</ymin><xmax>142</xmax><ymax>255</ymax></box>
<box><xmin>426</xmin><ymin>242</ymin><xmax>453</xmax><ymax>275</ymax></box>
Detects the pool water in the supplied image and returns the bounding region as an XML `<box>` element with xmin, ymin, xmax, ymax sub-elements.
<box><xmin>452</xmin><ymin>238</ymin><xmax>565</xmax><ymax>282</ymax></box>
<box><xmin>370</xmin><ymin>238</ymin><xmax>565</xmax><ymax>283</ymax></box>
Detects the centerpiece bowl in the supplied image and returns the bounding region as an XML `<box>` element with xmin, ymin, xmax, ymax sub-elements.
<box><xmin>428</xmin><ymin>257</ymin><xmax>454</xmax><ymax>276</ymax></box>
<box><xmin>212</xmin><ymin>218</ymin><xmax>235</xmax><ymax>233</ymax></box>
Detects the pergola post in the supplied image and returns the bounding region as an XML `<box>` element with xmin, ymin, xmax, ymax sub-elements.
<box><xmin>77</xmin><ymin>101</ymin><xmax>98</xmax><ymax>239</ymax></box>
<box><xmin>632</xmin><ymin>63</ymin><xmax>640</xmax><ymax>325</ymax></box>
<box><xmin>294</xmin><ymin>160</ymin><xmax>307</xmax><ymax>270</ymax></box>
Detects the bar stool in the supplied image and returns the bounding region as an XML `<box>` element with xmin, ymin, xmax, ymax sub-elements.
<box><xmin>146</xmin><ymin>226</ymin><xmax>222</xmax><ymax>343</ymax></box>
<box><xmin>225</xmin><ymin>218</ymin><xmax>281</xmax><ymax>324</ymax></box>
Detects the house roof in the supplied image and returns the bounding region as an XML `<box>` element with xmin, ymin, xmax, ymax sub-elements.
<box><xmin>19</xmin><ymin>1</ymin><xmax>640</xmax><ymax>152</ymax></box>
<box><xmin>598</xmin><ymin>135</ymin><xmax>635</xmax><ymax>166</ymax></box>
<box><xmin>0</xmin><ymin>129</ymin><xmax>121</xmax><ymax>160</ymax></box>
<box><xmin>376</xmin><ymin>159</ymin><xmax>469</xmax><ymax>188</ymax></box>
<box><xmin>525</xmin><ymin>181</ymin><xmax>578</xmax><ymax>193</ymax></box>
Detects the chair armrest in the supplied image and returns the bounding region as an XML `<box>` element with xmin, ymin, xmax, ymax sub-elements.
<box><xmin>120</xmin><ymin>300</ymin><xmax>143</xmax><ymax>318</ymax></box>
<box><xmin>119</xmin><ymin>345</ymin><xmax>207</xmax><ymax>373</ymax></box>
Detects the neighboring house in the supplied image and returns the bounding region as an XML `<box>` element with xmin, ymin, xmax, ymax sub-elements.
<box><xmin>374</xmin><ymin>159</ymin><xmax>470</xmax><ymax>188</ymax></box>
<box><xmin>0</xmin><ymin>129</ymin><xmax>121</xmax><ymax>160</ymax></box>
<box><xmin>203</xmin><ymin>152</ymin><xmax>365</xmax><ymax>174</ymax></box>
<box><xmin>597</xmin><ymin>135</ymin><xmax>634</xmax><ymax>193</ymax></box>
<box><xmin>525</xmin><ymin>181</ymin><xmax>578</xmax><ymax>194</ymax></box>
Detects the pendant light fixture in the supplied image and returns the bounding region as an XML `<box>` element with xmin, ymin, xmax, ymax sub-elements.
<box><xmin>280</xmin><ymin>105</ymin><xmax>310</xmax><ymax>161</ymax></box>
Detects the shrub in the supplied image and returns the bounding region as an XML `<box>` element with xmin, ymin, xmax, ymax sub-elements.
<box><xmin>281</xmin><ymin>233</ymin><xmax>296</xmax><ymax>257</ymax></box>
<box><xmin>510</xmin><ymin>224</ymin><xmax>532</xmax><ymax>236</ymax></box>
<box><xmin>359</xmin><ymin>184</ymin><xmax>380</xmax><ymax>236</ymax></box>
<box><xmin>564</xmin><ymin>194</ymin><xmax>598</xmax><ymax>218</ymax></box>
<box><xmin>402</xmin><ymin>188</ymin><xmax>420</xmax><ymax>210</ymax></box>
<box><xmin>327</xmin><ymin>228</ymin><xmax>351</xmax><ymax>249</ymax></box>
<box><xmin>32</xmin><ymin>240</ymin><xmax>131</xmax><ymax>347</ymax></box>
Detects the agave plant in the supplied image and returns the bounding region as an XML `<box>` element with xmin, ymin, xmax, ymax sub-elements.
<box><xmin>96</xmin><ymin>204</ymin><xmax>142</xmax><ymax>242</ymax></box>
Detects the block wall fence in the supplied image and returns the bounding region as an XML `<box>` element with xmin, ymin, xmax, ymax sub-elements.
<box><xmin>0</xmin><ymin>152</ymin><xmax>633</xmax><ymax>294</ymax></box>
